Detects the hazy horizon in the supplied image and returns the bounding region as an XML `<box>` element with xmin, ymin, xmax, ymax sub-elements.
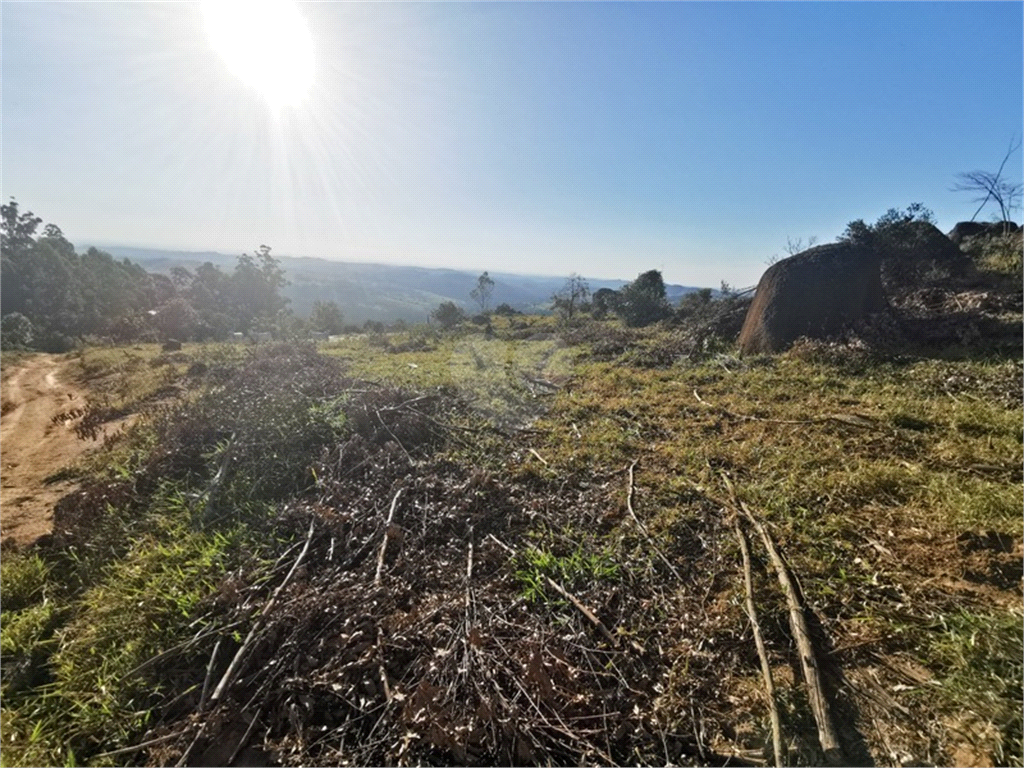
<box><xmin>4</xmin><ymin>1</ymin><xmax>1022</xmax><ymax>288</ymax></box>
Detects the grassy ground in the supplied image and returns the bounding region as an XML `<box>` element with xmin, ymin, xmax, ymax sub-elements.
<box><xmin>1</xmin><ymin>304</ymin><xmax>1020</xmax><ymax>765</ymax></box>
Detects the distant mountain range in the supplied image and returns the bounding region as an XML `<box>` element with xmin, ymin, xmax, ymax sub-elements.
<box><xmin>101</xmin><ymin>246</ymin><xmax>710</xmax><ymax>324</ymax></box>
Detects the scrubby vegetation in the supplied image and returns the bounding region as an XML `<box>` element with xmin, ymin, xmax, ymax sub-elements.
<box><xmin>1</xmin><ymin>216</ymin><xmax>1021</xmax><ymax>767</ymax></box>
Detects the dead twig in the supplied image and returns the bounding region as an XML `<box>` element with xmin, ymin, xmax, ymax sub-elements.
<box><xmin>199</xmin><ymin>637</ymin><xmax>222</xmax><ymax>712</ymax></box>
<box><xmin>94</xmin><ymin>732</ymin><xmax>179</xmax><ymax>760</ymax></box>
<box><xmin>734</xmin><ymin>518</ymin><xmax>784</xmax><ymax>768</ymax></box>
<box><xmin>374</xmin><ymin>488</ymin><xmax>404</xmax><ymax>585</ymax></box>
<box><xmin>226</xmin><ymin>706</ymin><xmax>264</xmax><ymax>767</ymax></box>
<box><xmin>721</xmin><ymin>473</ymin><xmax>843</xmax><ymax>766</ymax></box>
<box><xmin>528</xmin><ymin>447</ymin><xmax>549</xmax><ymax>466</ymax></box>
<box><xmin>694</xmin><ymin>392</ymin><xmax>882</xmax><ymax>431</ymax></box>
<box><xmin>211</xmin><ymin>517</ymin><xmax>316</xmax><ymax>704</ymax></box>
<box><xmin>625</xmin><ymin>460</ymin><xmax>683</xmax><ymax>582</ymax></box>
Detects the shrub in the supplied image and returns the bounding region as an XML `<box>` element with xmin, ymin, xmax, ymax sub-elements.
<box><xmin>432</xmin><ymin>301</ymin><xmax>467</xmax><ymax>329</ymax></box>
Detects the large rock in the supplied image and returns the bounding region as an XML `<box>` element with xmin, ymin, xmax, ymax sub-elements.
<box><xmin>877</xmin><ymin>221</ymin><xmax>974</xmax><ymax>289</ymax></box>
<box><xmin>948</xmin><ymin>220</ymin><xmax>1020</xmax><ymax>246</ymax></box>
<box><xmin>738</xmin><ymin>242</ymin><xmax>888</xmax><ymax>354</ymax></box>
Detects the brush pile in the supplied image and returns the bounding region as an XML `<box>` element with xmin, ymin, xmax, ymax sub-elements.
<box><xmin>46</xmin><ymin>343</ymin><xmax>741</xmax><ymax>766</ymax></box>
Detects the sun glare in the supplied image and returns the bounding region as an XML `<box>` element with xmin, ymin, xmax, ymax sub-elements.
<box><xmin>201</xmin><ymin>0</ymin><xmax>314</xmax><ymax>110</ymax></box>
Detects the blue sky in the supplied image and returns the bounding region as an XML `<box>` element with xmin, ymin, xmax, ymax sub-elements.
<box><xmin>3</xmin><ymin>1</ymin><xmax>1021</xmax><ymax>288</ymax></box>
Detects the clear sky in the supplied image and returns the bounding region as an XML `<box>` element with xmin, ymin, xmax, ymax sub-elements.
<box><xmin>3</xmin><ymin>1</ymin><xmax>1021</xmax><ymax>288</ymax></box>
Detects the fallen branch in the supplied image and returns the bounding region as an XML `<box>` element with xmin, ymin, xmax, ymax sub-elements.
<box><xmin>625</xmin><ymin>460</ymin><xmax>683</xmax><ymax>582</ymax></box>
<box><xmin>734</xmin><ymin>519</ymin><xmax>784</xmax><ymax>768</ymax></box>
<box><xmin>375</xmin><ymin>488</ymin><xmax>404</xmax><ymax>585</ymax></box>
<box><xmin>721</xmin><ymin>473</ymin><xmax>843</xmax><ymax>766</ymax></box>
<box><xmin>528</xmin><ymin>448</ymin><xmax>549</xmax><ymax>466</ymax></box>
<box><xmin>694</xmin><ymin>392</ymin><xmax>882</xmax><ymax>431</ymax></box>
<box><xmin>211</xmin><ymin>517</ymin><xmax>316</xmax><ymax>704</ymax></box>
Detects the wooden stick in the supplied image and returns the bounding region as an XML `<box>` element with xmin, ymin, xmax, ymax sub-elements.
<box><xmin>722</xmin><ymin>474</ymin><xmax>843</xmax><ymax>766</ymax></box>
<box><xmin>226</xmin><ymin>706</ymin><xmax>264</xmax><ymax>767</ymax></box>
<box><xmin>465</xmin><ymin>528</ymin><xmax>474</xmax><ymax>620</ymax></box>
<box><xmin>528</xmin><ymin>448</ymin><xmax>549</xmax><ymax>466</ymax></box>
<box><xmin>734</xmin><ymin>519</ymin><xmax>784</xmax><ymax>768</ymax></box>
<box><xmin>175</xmin><ymin>721</ymin><xmax>209</xmax><ymax>768</ymax></box>
<box><xmin>374</xmin><ymin>488</ymin><xmax>404</xmax><ymax>585</ymax></box>
<box><xmin>377</xmin><ymin>627</ymin><xmax>393</xmax><ymax>703</ymax></box>
<box><xmin>199</xmin><ymin>637</ymin><xmax>222</xmax><ymax>712</ymax></box>
<box><xmin>211</xmin><ymin>517</ymin><xmax>316</xmax><ymax>704</ymax></box>
<box><xmin>625</xmin><ymin>460</ymin><xmax>683</xmax><ymax>582</ymax></box>
<box><xmin>94</xmin><ymin>732</ymin><xmax>179</xmax><ymax>760</ymax></box>
<box><xmin>542</xmin><ymin>576</ymin><xmax>618</xmax><ymax>647</ymax></box>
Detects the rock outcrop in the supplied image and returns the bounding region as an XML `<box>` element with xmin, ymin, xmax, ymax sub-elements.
<box><xmin>738</xmin><ymin>242</ymin><xmax>888</xmax><ymax>354</ymax></box>
<box><xmin>948</xmin><ymin>220</ymin><xmax>1020</xmax><ymax>246</ymax></box>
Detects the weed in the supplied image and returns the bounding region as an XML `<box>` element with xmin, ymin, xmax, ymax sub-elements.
<box><xmin>0</xmin><ymin>551</ymin><xmax>51</xmax><ymax>612</ymax></box>
<box><xmin>516</xmin><ymin>542</ymin><xmax>620</xmax><ymax>604</ymax></box>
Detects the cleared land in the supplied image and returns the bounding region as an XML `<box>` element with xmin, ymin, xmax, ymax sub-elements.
<box><xmin>1</xmin><ymin>299</ymin><xmax>1021</xmax><ymax>767</ymax></box>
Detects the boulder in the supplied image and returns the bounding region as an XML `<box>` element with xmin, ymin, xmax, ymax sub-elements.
<box><xmin>948</xmin><ymin>220</ymin><xmax>1020</xmax><ymax>246</ymax></box>
<box><xmin>877</xmin><ymin>221</ymin><xmax>974</xmax><ymax>289</ymax></box>
<box><xmin>738</xmin><ymin>242</ymin><xmax>888</xmax><ymax>354</ymax></box>
<box><xmin>161</xmin><ymin>339</ymin><xmax>182</xmax><ymax>351</ymax></box>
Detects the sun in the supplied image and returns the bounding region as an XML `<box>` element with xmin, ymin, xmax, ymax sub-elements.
<box><xmin>201</xmin><ymin>0</ymin><xmax>315</xmax><ymax>110</ymax></box>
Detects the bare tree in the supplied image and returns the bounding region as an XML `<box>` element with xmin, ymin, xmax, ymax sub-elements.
<box><xmin>470</xmin><ymin>271</ymin><xmax>495</xmax><ymax>313</ymax></box>
<box><xmin>951</xmin><ymin>137</ymin><xmax>1023</xmax><ymax>230</ymax></box>
<box><xmin>766</xmin><ymin>235</ymin><xmax>818</xmax><ymax>266</ymax></box>
<box><xmin>552</xmin><ymin>274</ymin><xmax>590</xmax><ymax>321</ymax></box>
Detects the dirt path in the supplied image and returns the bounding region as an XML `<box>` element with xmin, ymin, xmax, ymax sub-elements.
<box><xmin>1</xmin><ymin>354</ymin><xmax>93</xmax><ymax>546</ymax></box>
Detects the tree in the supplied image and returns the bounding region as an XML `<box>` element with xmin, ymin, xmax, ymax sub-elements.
<box><xmin>951</xmin><ymin>137</ymin><xmax>1023</xmax><ymax>229</ymax></box>
<box><xmin>153</xmin><ymin>297</ymin><xmax>200</xmax><ymax>341</ymax></box>
<box><xmin>616</xmin><ymin>270</ymin><xmax>672</xmax><ymax>327</ymax></box>
<box><xmin>470</xmin><ymin>271</ymin><xmax>495</xmax><ymax>313</ymax></box>
<box><xmin>1</xmin><ymin>198</ymin><xmax>42</xmax><ymax>257</ymax></box>
<box><xmin>309</xmin><ymin>300</ymin><xmax>345</xmax><ymax>334</ymax></box>
<box><xmin>431</xmin><ymin>301</ymin><xmax>466</xmax><ymax>329</ymax></box>
<box><xmin>590</xmin><ymin>288</ymin><xmax>619</xmax><ymax>319</ymax></box>
<box><xmin>838</xmin><ymin>203</ymin><xmax>936</xmax><ymax>250</ymax></box>
<box><xmin>552</xmin><ymin>274</ymin><xmax>590</xmax><ymax>321</ymax></box>
<box><xmin>228</xmin><ymin>245</ymin><xmax>289</xmax><ymax>331</ymax></box>
<box><xmin>0</xmin><ymin>313</ymin><xmax>34</xmax><ymax>349</ymax></box>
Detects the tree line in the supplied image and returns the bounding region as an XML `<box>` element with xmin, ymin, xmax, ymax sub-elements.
<box><xmin>429</xmin><ymin>268</ymin><xmax>723</xmax><ymax>330</ymax></box>
<box><xmin>0</xmin><ymin>199</ymin><xmax>323</xmax><ymax>351</ymax></box>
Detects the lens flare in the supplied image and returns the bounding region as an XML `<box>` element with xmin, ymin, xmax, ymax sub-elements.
<box><xmin>202</xmin><ymin>0</ymin><xmax>314</xmax><ymax>110</ymax></box>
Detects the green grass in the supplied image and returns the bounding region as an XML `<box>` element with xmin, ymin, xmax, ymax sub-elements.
<box><xmin>515</xmin><ymin>542</ymin><xmax>621</xmax><ymax>604</ymax></box>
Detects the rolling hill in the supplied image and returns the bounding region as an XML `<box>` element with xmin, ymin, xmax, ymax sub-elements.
<box><xmin>100</xmin><ymin>246</ymin><xmax>708</xmax><ymax>324</ymax></box>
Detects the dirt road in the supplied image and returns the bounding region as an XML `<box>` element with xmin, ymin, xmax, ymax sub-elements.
<box><xmin>1</xmin><ymin>354</ymin><xmax>92</xmax><ymax>546</ymax></box>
